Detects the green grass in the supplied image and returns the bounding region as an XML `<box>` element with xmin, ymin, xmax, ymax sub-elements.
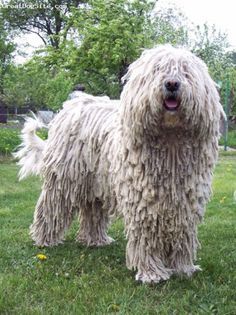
<box><xmin>0</xmin><ymin>153</ymin><xmax>236</xmax><ymax>314</ymax></box>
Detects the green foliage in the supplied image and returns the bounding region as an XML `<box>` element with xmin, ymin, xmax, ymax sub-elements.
<box><xmin>0</xmin><ymin>127</ymin><xmax>21</xmax><ymax>154</ymax></box>
<box><xmin>0</xmin><ymin>13</ymin><xmax>15</xmax><ymax>95</ymax></box>
<box><xmin>4</xmin><ymin>62</ymin><xmax>48</xmax><ymax>109</ymax></box>
<box><xmin>44</xmin><ymin>71</ymin><xmax>73</xmax><ymax>110</ymax></box>
<box><xmin>223</xmin><ymin>67</ymin><xmax>236</xmax><ymax>115</ymax></box>
<box><xmin>0</xmin><ymin>125</ymin><xmax>48</xmax><ymax>156</ymax></box>
<box><xmin>66</xmin><ymin>0</ymin><xmax>156</xmax><ymax>97</ymax></box>
<box><xmin>3</xmin><ymin>0</ymin><xmax>157</xmax><ymax>102</ymax></box>
<box><xmin>0</xmin><ymin>153</ymin><xmax>236</xmax><ymax>313</ymax></box>
<box><xmin>1</xmin><ymin>0</ymin><xmax>236</xmax><ymax>115</ymax></box>
<box><xmin>192</xmin><ymin>24</ymin><xmax>230</xmax><ymax>74</ymax></box>
<box><xmin>4</xmin><ymin>58</ymin><xmax>73</xmax><ymax>111</ymax></box>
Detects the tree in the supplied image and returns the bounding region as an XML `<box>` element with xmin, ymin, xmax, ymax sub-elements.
<box><xmin>3</xmin><ymin>0</ymin><xmax>157</xmax><ymax>99</ymax></box>
<box><xmin>0</xmin><ymin>13</ymin><xmax>15</xmax><ymax>95</ymax></box>
<box><xmin>191</xmin><ymin>23</ymin><xmax>236</xmax><ymax>114</ymax></box>
<box><xmin>192</xmin><ymin>24</ymin><xmax>230</xmax><ymax>77</ymax></box>
<box><xmin>4</xmin><ymin>0</ymin><xmax>236</xmax><ymax>115</ymax></box>
<box><xmin>61</xmin><ymin>0</ymin><xmax>156</xmax><ymax>97</ymax></box>
<box><xmin>4</xmin><ymin>57</ymin><xmax>73</xmax><ymax>110</ymax></box>
<box><xmin>152</xmin><ymin>5</ymin><xmax>190</xmax><ymax>46</ymax></box>
<box><xmin>2</xmin><ymin>0</ymin><xmax>86</xmax><ymax>48</ymax></box>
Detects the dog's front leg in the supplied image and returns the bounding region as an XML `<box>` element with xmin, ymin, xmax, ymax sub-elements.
<box><xmin>168</xmin><ymin>218</ymin><xmax>202</xmax><ymax>277</ymax></box>
<box><xmin>124</xmin><ymin>207</ymin><xmax>173</xmax><ymax>284</ymax></box>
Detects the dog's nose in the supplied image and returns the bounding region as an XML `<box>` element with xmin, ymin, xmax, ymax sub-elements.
<box><xmin>164</xmin><ymin>80</ymin><xmax>180</xmax><ymax>92</ymax></box>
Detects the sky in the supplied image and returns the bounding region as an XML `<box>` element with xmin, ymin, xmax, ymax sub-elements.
<box><xmin>158</xmin><ymin>0</ymin><xmax>236</xmax><ymax>48</ymax></box>
<box><xmin>15</xmin><ymin>0</ymin><xmax>236</xmax><ymax>63</ymax></box>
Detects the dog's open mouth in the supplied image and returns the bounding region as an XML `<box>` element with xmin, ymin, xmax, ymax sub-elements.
<box><xmin>163</xmin><ymin>97</ymin><xmax>180</xmax><ymax>111</ymax></box>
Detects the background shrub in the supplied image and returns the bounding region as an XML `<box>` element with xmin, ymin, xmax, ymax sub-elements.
<box><xmin>0</xmin><ymin>127</ymin><xmax>21</xmax><ymax>154</ymax></box>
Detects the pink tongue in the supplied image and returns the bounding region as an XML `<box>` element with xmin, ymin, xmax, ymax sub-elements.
<box><xmin>165</xmin><ymin>99</ymin><xmax>178</xmax><ymax>109</ymax></box>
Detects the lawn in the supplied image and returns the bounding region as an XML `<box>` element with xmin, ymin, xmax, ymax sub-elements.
<box><xmin>0</xmin><ymin>152</ymin><xmax>236</xmax><ymax>315</ymax></box>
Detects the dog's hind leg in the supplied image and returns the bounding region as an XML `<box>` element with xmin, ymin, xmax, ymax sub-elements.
<box><xmin>30</xmin><ymin>184</ymin><xmax>76</xmax><ymax>247</ymax></box>
<box><xmin>76</xmin><ymin>200</ymin><xmax>114</xmax><ymax>247</ymax></box>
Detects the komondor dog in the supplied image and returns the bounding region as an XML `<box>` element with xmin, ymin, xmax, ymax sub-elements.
<box><xmin>15</xmin><ymin>45</ymin><xmax>225</xmax><ymax>283</ymax></box>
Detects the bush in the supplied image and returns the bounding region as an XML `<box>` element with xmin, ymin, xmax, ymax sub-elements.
<box><xmin>0</xmin><ymin>127</ymin><xmax>21</xmax><ymax>155</ymax></box>
<box><xmin>0</xmin><ymin>126</ymin><xmax>48</xmax><ymax>155</ymax></box>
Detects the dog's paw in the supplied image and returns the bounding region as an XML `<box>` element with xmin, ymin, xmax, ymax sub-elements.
<box><xmin>135</xmin><ymin>270</ymin><xmax>171</xmax><ymax>284</ymax></box>
<box><xmin>175</xmin><ymin>264</ymin><xmax>202</xmax><ymax>277</ymax></box>
<box><xmin>92</xmin><ymin>235</ymin><xmax>115</xmax><ymax>247</ymax></box>
<box><xmin>77</xmin><ymin>235</ymin><xmax>115</xmax><ymax>247</ymax></box>
<box><xmin>185</xmin><ymin>265</ymin><xmax>202</xmax><ymax>276</ymax></box>
<box><xmin>33</xmin><ymin>239</ymin><xmax>64</xmax><ymax>247</ymax></box>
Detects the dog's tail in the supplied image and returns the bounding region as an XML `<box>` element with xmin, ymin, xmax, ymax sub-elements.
<box><xmin>14</xmin><ymin>114</ymin><xmax>47</xmax><ymax>180</ymax></box>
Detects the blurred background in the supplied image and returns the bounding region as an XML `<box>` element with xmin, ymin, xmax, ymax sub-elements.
<box><xmin>0</xmin><ymin>0</ymin><xmax>236</xmax><ymax>154</ymax></box>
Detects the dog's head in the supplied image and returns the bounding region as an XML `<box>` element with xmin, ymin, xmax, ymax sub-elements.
<box><xmin>121</xmin><ymin>45</ymin><xmax>224</xmax><ymax>140</ymax></box>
